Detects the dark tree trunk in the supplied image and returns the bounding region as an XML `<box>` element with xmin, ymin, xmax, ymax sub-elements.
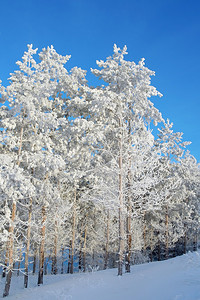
<box><xmin>157</xmin><ymin>233</ymin><xmax>161</xmax><ymax>261</ymax></box>
<box><xmin>125</xmin><ymin>210</ymin><xmax>132</xmax><ymax>272</ymax></box>
<box><xmin>61</xmin><ymin>247</ymin><xmax>64</xmax><ymax>274</ymax></box>
<box><xmin>3</xmin><ymin>270</ymin><xmax>12</xmax><ymax>298</ymax></box>
<box><xmin>193</xmin><ymin>230</ymin><xmax>198</xmax><ymax>251</ymax></box>
<box><xmin>79</xmin><ymin>249</ymin><xmax>82</xmax><ymax>272</ymax></box>
<box><xmin>33</xmin><ymin>248</ymin><xmax>37</xmax><ymax>275</ymax></box>
<box><xmin>150</xmin><ymin>225</ymin><xmax>153</xmax><ymax>262</ymax></box>
<box><xmin>184</xmin><ymin>228</ymin><xmax>187</xmax><ymax>254</ymax></box>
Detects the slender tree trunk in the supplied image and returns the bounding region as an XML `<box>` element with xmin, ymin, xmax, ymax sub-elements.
<box><xmin>51</xmin><ymin>220</ymin><xmax>58</xmax><ymax>275</ymax></box>
<box><xmin>125</xmin><ymin>108</ymin><xmax>132</xmax><ymax>273</ymax></box>
<box><xmin>92</xmin><ymin>249</ymin><xmax>95</xmax><ymax>267</ymax></box>
<box><xmin>24</xmin><ymin>198</ymin><xmax>32</xmax><ymax>288</ymax></box>
<box><xmin>118</xmin><ymin>118</ymin><xmax>124</xmax><ymax>276</ymax></box>
<box><xmin>193</xmin><ymin>229</ymin><xmax>198</xmax><ymax>251</ymax></box>
<box><xmin>173</xmin><ymin>247</ymin><xmax>176</xmax><ymax>257</ymax></box>
<box><xmin>184</xmin><ymin>223</ymin><xmax>187</xmax><ymax>254</ymax></box>
<box><xmin>143</xmin><ymin>213</ymin><xmax>146</xmax><ymax>254</ymax></box>
<box><xmin>150</xmin><ymin>224</ymin><xmax>153</xmax><ymax>262</ymax></box>
<box><xmin>92</xmin><ymin>209</ymin><xmax>96</xmax><ymax>268</ymax></box>
<box><xmin>2</xmin><ymin>245</ymin><xmax>9</xmax><ymax>278</ymax></box>
<box><xmin>125</xmin><ymin>208</ymin><xmax>132</xmax><ymax>272</ymax></box>
<box><xmin>78</xmin><ymin>249</ymin><xmax>82</xmax><ymax>272</ymax></box>
<box><xmin>3</xmin><ymin>201</ymin><xmax>17</xmax><ymax>298</ymax></box>
<box><xmin>38</xmin><ymin>206</ymin><xmax>46</xmax><ymax>286</ymax></box>
<box><xmin>61</xmin><ymin>247</ymin><xmax>64</xmax><ymax>274</ymax></box>
<box><xmin>157</xmin><ymin>232</ymin><xmax>161</xmax><ymax>261</ymax></box>
<box><xmin>67</xmin><ymin>241</ymin><xmax>71</xmax><ymax>274</ymax></box>
<box><xmin>70</xmin><ymin>190</ymin><xmax>77</xmax><ymax>274</ymax></box>
<box><xmin>195</xmin><ymin>230</ymin><xmax>198</xmax><ymax>251</ymax></box>
<box><xmin>104</xmin><ymin>210</ymin><xmax>110</xmax><ymax>270</ymax></box>
<box><xmin>83</xmin><ymin>226</ymin><xmax>87</xmax><ymax>273</ymax></box>
<box><xmin>44</xmin><ymin>258</ymin><xmax>47</xmax><ymax>275</ymax></box>
<box><xmin>78</xmin><ymin>223</ymin><xmax>84</xmax><ymax>272</ymax></box>
<box><xmin>165</xmin><ymin>205</ymin><xmax>169</xmax><ymax>259</ymax></box>
<box><xmin>125</xmin><ymin>193</ymin><xmax>132</xmax><ymax>272</ymax></box>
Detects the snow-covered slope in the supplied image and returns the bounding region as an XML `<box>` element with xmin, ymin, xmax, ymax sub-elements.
<box><xmin>1</xmin><ymin>251</ymin><xmax>200</xmax><ymax>300</ymax></box>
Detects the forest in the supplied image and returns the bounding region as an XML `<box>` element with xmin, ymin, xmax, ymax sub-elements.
<box><xmin>0</xmin><ymin>44</ymin><xmax>200</xmax><ymax>297</ymax></box>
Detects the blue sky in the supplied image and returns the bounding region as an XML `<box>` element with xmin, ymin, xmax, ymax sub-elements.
<box><xmin>0</xmin><ymin>0</ymin><xmax>199</xmax><ymax>161</ymax></box>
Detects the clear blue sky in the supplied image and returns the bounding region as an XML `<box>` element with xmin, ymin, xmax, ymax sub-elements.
<box><xmin>0</xmin><ymin>0</ymin><xmax>199</xmax><ymax>161</ymax></box>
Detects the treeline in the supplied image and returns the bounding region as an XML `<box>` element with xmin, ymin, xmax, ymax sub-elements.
<box><xmin>0</xmin><ymin>44</ymin><xmax>199</xmax><ymax>297</ymax></box>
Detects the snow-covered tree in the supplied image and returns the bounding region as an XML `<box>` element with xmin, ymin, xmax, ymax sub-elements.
<box><xmin>90</xmin><ymin>44</ymin><xmax>163</xmax><ymax>275</ymax></box>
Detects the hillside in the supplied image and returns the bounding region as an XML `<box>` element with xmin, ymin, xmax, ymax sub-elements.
<box><xmin>1</xmin><ymin>251</ymin><xmax>200</xmax><ymax>300</ymax></box>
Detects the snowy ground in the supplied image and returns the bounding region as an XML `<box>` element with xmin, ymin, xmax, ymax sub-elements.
<box><xmin>1</xmin><ymin>251</ymin><xmax>200</xmax><ymax>300</ymax></box>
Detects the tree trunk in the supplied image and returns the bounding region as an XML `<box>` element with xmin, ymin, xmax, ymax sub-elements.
<box><xmin>2</xmin><ymin>246</ymin><xmax>9</xmax><ymax>278</ymax></box>
<box><xmin>51</xmin><ymin>220</ymin><xmax>58</xmax><ymax>275</ymax></box>
<box><xmin>78</xmin><ymin>223</ymin><xmax>84</xmax><ymax>272</ymax></box>
<box><xmin>44</xmin><ymin>259</ymin><xmax>47</xmax><ymax>275</ymax></box>
<box><xmin>3</xmin><ymin>270</ymin><xmax>12</xmax><ymax>298</ymax></box>
<box><xmin>78</xmin><ymin>249</ymin><xmax>82</xmax><ymax>272</ymax></box>
<box><xmin>61</xmin><ymin>247</ymin><xmax>64</xmax><ymax>274</ymax></box>
<box><xmin>83</xmin><ymin>226</ymin><xmax>87</xmax><ymax>273</ymax></box>
<box><xmin>38</xmin><ymin>206</ymin><xmax>46</xmax><ymax>286</ymax></box>
<box><xmin>184</xmin><ymin>223</ymin><xmax>187</xmax><ymax>254</ymax></box>
<box><xmin>3</xmin><ymin>201</ymin><xmax>17</xmax><ymax>297</ymax></box>
<box><xmin>125</xmin><ymin>198</ymin><xmax>132</xmax><ymax>272</ymax></box>
<box><xmin>24</xmin><ymin>198</ymin><xmax>32</xmax><ymax>288</ymax></box>
<box><xmin>150</xmin><ymin>224</ymin><xmax>153</xmax><ymax>262</ymax></box>
<box><xmin>143</xmin><ymin>213</ymin><xmax>146</xmax><ymax>254</ymax></box>
<box><xmin>104</xmin><ymin>210</ymin><xmax>110</xmax><ymax>270</ymax></box>
<box><xmin>157</xmin><ymin>232</ymin><xmax>161</xmax><ymax>261</ymax></box>
<box><xmin>67</xmin><ymin>241</ymin><xmax>71</xmax><ymax>274</ymax></box>
<box><xmin>118</xmin><ymin>118</ymin><xmax>124</xmax><ymax>276</ymax></box>
<box><xmin>193</xmin><ymin>229</ymin><xmax>198</xmax><ymax>251</ymax></box>
<box><xmin>70</xmin><ymin>190</ymin><xmax>77</xmax><ymax>274</ymax></box>
<box><xmin>165</xmin><ymin>205</ymin><xmax>169</xmax><ymax>259</ymax></box>
<box><xmin>125</xmin><ymin>109</ymin><xmax>132</xmax><ymax>273</ymax></box>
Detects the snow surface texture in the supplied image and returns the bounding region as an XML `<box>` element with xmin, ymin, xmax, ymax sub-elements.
<box><xmin>1</xmin><ymin>251</ymin><xmax>200</xmax><ymax>300</ymax></box>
